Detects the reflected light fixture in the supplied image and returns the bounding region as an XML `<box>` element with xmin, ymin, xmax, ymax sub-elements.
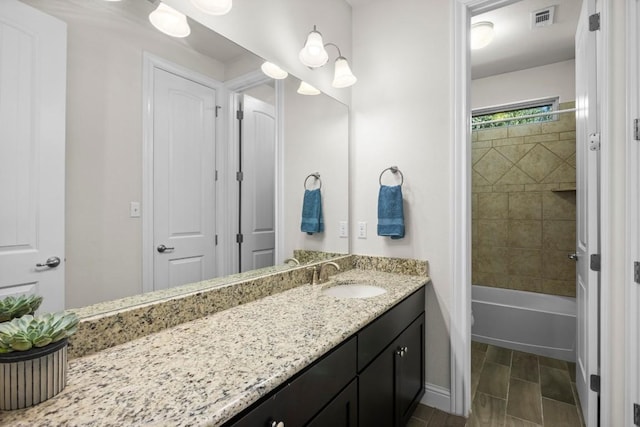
<box><xmin>297</xmin><ymin>81</ymin><xmax>320</xmax><ymax>96</ymax></box>
<box><xmin>299</xmin><ymin>26</ymin><xmax>329</xmax><ymax>68</ymax></box>
<box><xmin>470</xmin><ymin>21</ymin><xmax>494</xmax><ymax>50</ymax></box>
<box><xmin>190</xmin><ymin>0</ymin><xmax>233</xmax><ymax>16</ymax></box>
<box><xmin>149</xmin><ymin>3</ymin><xmax>191</xmax><ymax>38</ymax></box>
<box><xmin>261</xmin><ymin>62</ymin><xmax>288</xmax><ymax>80</ymax></box>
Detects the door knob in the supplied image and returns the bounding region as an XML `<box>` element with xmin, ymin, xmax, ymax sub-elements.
<box><xmin>157</xmin><ymin>244</ymin><xmax>175</xmax><ymax>253</ymax></box>
<box><xmin>568</xmin><ymin>253</ymin><xmax>578</xmax><ymax>261</ymax></box>
<box><xmin>36</xmin><ymin>256</ymin><xmax>61</xmax><ymax>268</ymax></box>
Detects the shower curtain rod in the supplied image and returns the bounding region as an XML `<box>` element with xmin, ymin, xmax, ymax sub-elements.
<box><xmin>471</xmin><ymin>107</ymin><xmax>577</xmax><ymax>127</ymax></box>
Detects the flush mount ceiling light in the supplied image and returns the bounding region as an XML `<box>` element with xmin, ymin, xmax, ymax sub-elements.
<box><xmin>149</xmin><ymin>3</ymin><xmax>191</xmax><ymax>38</ymax></box>
<box><xmin>261</xmin><ymin>61</ymin><xmax>288</xmax><ymax>80</ymax></box>
<box><xmin>190</xmin><ymin>0</ymin><xmax>232</xmax><ymax>15</ymax></box>
<box><xmin>297</xmin><ymin>81</ymin><xmax>321</xmax><ymax>96</ymax></box>
<box><xmin>299</xmin><ymin>26</ymin><xmax>357</xmax><ymax>89</ymax></box>
<box><xmin>299</xmin><ymin>26</ymin><xmax>329</xmax><ymax>68</ymax></box>
<box><xmin>470</xmin><ymin>21</ymin><xmax>494</xmax><ymax>50</ymax></box>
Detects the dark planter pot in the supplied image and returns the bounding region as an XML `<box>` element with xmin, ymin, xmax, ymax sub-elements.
<box><xmin>0</xmin><ymin>338</ymin><xmax>68</xmax><ymax>410</ymax></box>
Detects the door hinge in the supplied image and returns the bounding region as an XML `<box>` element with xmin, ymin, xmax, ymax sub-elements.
<box><xmin>236</xmin><ymin>171</ymin><xmax>243</xmax><ymax>182</ymax></box>
<box><xmin>590</xmin><ymin>374</ymin><xmax>601</xmax><ymax>393</ymax></box>
<box><xmin>215</xmin><ymin>170</ymin><xmax>218</xmax><ymax>181</ymax></box>
<box><xmin>589</xmin><ymin>13</ymin><xmax>600</xmax><ymax>31</ymax></box>
<box><xmin>236</xmin><ymin>109</ymin><xmax>244</xmax><ymax>120</ymax></box>
<box><xmin>634</xmin><ymin>403</ymin><xmax>640</xmax><ymax>426</ymax></box>
<box><xmin>634</xmin><ymin>119</ymin><xmax>640</xmax><ymax>141</ymax></box>
<box><xmin>215</xmin><ymin>105</ymin><xmax>221</xmax><ymax>118</ymax></box>
<box><xmin>634</xmin><ymin>262</ymin><xmax>640</xmax><ymax>284</ymax></box>
<box><xmin>590</xmin><ymin>254</ymin><xmax>601</xmax><ymax>272</ymax></box>
<box><xmin>215</xmin><ymin>235</ymin><xmax>218</xmax><ymax>245</ymax></box>
<box><xmin>589</xmin><ymin>133</ymin><xmax>601</xmax><ymax>151</ymax></box>
<box><xmin>236</xmin><ymin>233</ymin><xmax>243</xmax><ymax>244</ymax></box>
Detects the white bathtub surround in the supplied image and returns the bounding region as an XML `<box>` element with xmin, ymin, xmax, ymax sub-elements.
<box><xmin>471</xmin><ymin>285</ymin><xmax>576</xmax><ymax>362</ymax></box>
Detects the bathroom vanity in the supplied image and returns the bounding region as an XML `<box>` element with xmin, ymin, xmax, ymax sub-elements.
<box><xmin>229</xmin><ymin>286</ymin><xmax>425</xmax><ymax>427</ymax></box>
<box><xmin>1</xmin><ymin>267</ymin><xmax>427</xmax><ymax>427</ymax></box>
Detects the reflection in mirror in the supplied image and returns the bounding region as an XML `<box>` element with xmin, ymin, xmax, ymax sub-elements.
<box><xmin>11</xmin><ymin>0</ymin><xmax>349</xmax><ymax>314</ymax></box>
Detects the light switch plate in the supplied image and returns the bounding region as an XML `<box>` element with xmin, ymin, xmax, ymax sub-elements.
<box><xmin>130</xmin><ymin>202</ymin><xmax>141</xmax><ymax>218</ymax></box>
<box><xmin>358</xmin><ymin>221</ymin><xmax>367</xmax><ymax>239</ymax></box>
<box><xmin>339</xmin><ymin>221</ymin><xmax>348</xmax><ymax>238</ymax></box>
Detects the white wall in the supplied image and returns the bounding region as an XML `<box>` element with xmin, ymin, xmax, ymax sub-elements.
<box><xmin>351</xmin><ymin>0</ymin><xmax>453</xmax><ymax>391</ymax></box>
<box><xmin>471</xmin><ymin>59</ymin><xmax>576</xmax><ymax>109</ymax></box>
<box><xmin>164</xmin><ymin>0</ymin><xmax>353</xmax><ymax>105</ymax></box>
<box><xmin>283</xmin><ymin>79</ymin><xmax>350</xmax><ymax>257</ymax></box>
<box><xmin>25</xmin><ymin>0</ymin><xmax>227</xmax><ymax>309</ymax></box>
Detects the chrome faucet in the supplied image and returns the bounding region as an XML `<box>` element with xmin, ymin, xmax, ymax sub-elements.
<box><xmin>318</xmin><ymin>261</ymin><xmax>340</xmax><ymax>284</ymax></box>
<box><xmin>283</xmin><ymin>257</ymin><xmax>300</xmax><ymax>267</ymax></box>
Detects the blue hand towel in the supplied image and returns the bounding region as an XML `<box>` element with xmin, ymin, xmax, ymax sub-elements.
<box><xmin>377</xmin><ymin>185</ymin><xmax>405</xmax><ymax>239</ymax></box>
<box><xmin>301</xmin><ymin>188</ymin><xmax>324</xmax><ymax>235</ymax></box>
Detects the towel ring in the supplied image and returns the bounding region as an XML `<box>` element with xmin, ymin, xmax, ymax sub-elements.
<box><xmin>304</xmin><ymin>173</ymin><xmax>322</xmax><ymax>190</ymax></box>
<box><xmin>379</xmin><ymin>166</ymin><xmax>404</xmax><ymax>186</ymax></box>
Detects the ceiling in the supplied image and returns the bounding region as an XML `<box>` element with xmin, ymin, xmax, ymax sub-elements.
<box><xmin>471</xmin><ymin>0</ymin><xmax>583</xmax><ymax>79</ymax></box>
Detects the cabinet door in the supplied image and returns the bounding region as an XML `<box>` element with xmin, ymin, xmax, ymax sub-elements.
<box><xmin>358</xmin><ymin>345</ymin><xmax>395</xmax><ymax>427</ymax></box>
<box><xmin>395</xmin><ymin>313</ymin><xmax>425</xmax><ymax>427</ymax></box>
<box><xmin>307</xmin><ymin>379</ymin><xmax>357</xmax><ymax>427</ymax></box>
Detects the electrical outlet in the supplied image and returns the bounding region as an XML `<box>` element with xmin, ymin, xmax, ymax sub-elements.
<box><xmin>130</xmin><ymin>202</ymin><xmax>141</xmax><ymax>218</ymax></box>
<box><xmin>358</xmin><ymin>221</ymin><xmax>367</xmax><ymax>239</ymax></box>
<box><xmin>339</xmin><ymin>221</ymin><xmax>348</xmax><ymax>238</ymax></box>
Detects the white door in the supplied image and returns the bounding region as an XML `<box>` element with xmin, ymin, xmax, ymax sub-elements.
<box><xmin>239</xmin><ymin>95</ymin><xmax>276</xmax><ymax>272</ymax></box>
<box><xmin>575</xmin><ymin>0</ymin><xmax>600</xmax><ymax>424</ymax></box>
<box><xmin>153</xmin><ymin>68</ymin><xmax>217</xmax><ymax>290</ymax></box>
<box><xmin>0</xmin><ymin>0</ymin><xmax>66</xmax><ymax>313</ymax></box>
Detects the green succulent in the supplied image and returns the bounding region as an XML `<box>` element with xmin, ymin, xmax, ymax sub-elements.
<box><xmin>0</xmin><ymin>312</ymin><xmax>79</xmax><ymax>353</ymax></box>
<box><xmin>0</xmin><ymin>295</ymin><xmax>43</xmax><ymax>322</ymax></box>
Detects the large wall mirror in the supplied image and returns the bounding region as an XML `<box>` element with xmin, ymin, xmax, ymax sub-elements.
<box><xmin>8</xmin><ymin>0</ymin><xmax>349</xmax><ymax>313</ymax></box>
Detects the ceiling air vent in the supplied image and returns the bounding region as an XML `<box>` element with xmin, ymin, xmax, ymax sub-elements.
<box><xmin>531</xmin><ymin>6</ymin><xmax>556</xmax><ymax>28</ymax></box>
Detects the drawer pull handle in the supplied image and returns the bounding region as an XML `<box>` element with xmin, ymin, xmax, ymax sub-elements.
<box><xmin>396</xmin><ymin>346</ymin><xmax>409</xmax><ymax>357</ymax></box>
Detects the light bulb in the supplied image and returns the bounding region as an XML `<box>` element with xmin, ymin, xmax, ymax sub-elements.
<box><xmin>332</xmin><ymin>57</ymin><xmax>357</xmax><ymax>88</ymax></box>
<box><xmin>190</xmin><ymin>0</ymin><xmax>233</xmax><ymax>16</ymax></box>
<box><xmin>297</xmin><ymin>81</ymin><xmax>320</xmax><ymax>96</ymax></box>
<box><xmin>149</xmin><ymin>3</ymin><xmax>191</xmax><ymax>38</ymax></box>
<box><xmin>261</xmin><ymin>62</ymin><xmax>288</xmax><ymax>80</ymax></box>
<box><xmin>299</xmin><ymin>29</ymin><xmax>328</xmax><ymax>68</ymax></box>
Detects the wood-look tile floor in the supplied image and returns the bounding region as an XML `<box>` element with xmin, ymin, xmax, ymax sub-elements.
<box><xmin>407</xmin><ymin>342</ymin><xmax>585</xmax><ymax>427</ymax></box>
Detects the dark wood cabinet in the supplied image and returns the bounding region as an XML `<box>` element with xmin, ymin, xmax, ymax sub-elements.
<box><xmin>226</xmin><ymin>286</ymin><xmax>426</xmax><ymax>427</ymax></box>
<box><xmin>307</xmin><ymin>379</ymin><xmax>358</xmax><ymax>427</ymax></box>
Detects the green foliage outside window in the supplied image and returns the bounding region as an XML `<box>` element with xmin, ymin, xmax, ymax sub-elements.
<box><xmin>472</xmin><ymin>104</ymin><xmax>554</xmax><ymax>130</ymax></box>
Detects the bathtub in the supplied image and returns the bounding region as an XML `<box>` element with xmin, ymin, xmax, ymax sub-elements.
<box><xmin>471</xmin><ymin>285</ymin><xmax>576</xmax><ymax>362</ymax></box>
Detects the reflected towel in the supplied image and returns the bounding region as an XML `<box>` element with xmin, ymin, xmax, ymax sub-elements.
<box><xmin>301</xmin><ymin>188</ymin><xmax>324</xmax><ymax>235</ymax></box>
<box><xmin>377</xmin><ymin>185</ymin><xmax>404</xmax><ymax>239</ymax></box>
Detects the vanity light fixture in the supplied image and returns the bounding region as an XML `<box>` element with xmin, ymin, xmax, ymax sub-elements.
<box><xmin>297</xmin><ymin>81</ymin><xmax>321</xmax><ymax>96</ymax></box>
<box><xmin>299</xmin><ymin>26</ymin><xmax>329</xmax><ymax>68</ymax></box>
<box><xmin>149</xmin><ymin>3</ymin><xmax>191</xmax><ymax>38</ymax></box>
<box><xmin>299</xmin><ymin>26</ymin><xmax>357</xmax><ymax>88</ymax></box>
<box><xmin>470</xmin><ymin>21</ymin><xmax>494</xmax><ymax>50</ymax></box>
<box><xmin>190</xmin><ymin>0</ymin><xmax>233</xmax><ymax>16</ymax></box>
<box><xmin>261</xmin><ymin>62</ymin><xmax>289</xmax><ymax>80</ymax></box>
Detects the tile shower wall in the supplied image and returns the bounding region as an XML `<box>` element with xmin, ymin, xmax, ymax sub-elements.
<box><xmin>472</xmin><ymin>102</ymin><xmax>577</xmax><ymax>297</ymax></box>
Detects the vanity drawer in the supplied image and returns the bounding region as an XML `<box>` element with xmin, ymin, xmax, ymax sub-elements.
<box><xmin>229</xmin><ymin>336</ymin><xmax>357</xmax><ymax>427</ymax></box>
<box><xmin>357</xmin><ymin>286</ymin><xmax>425</xmax><ymax>371</ymax></box>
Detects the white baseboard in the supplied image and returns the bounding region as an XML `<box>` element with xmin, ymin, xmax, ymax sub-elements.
<box><xmin>421</xmin><ymin>382</ymin><xmax>451</xmax><ymax>413</ymax></box>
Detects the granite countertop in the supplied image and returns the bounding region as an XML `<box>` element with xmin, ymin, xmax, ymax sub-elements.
<box><xmin>1</xmin><ymin>269</ymin><xmax>427</xmax><ymax>427</ymax></box>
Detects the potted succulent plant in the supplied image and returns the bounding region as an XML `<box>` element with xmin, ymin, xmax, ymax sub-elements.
<box><xmin>0</xmin><ymin>295</ymin><xmax>79</xmax><ymax>410</ymax></box>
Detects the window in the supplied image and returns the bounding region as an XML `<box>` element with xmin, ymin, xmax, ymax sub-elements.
<box><xmin>471</xmin><ymin>97</ymin><xmax>559</xmax><ymax>130</ymax></box>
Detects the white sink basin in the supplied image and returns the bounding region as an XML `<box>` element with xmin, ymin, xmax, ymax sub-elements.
<box><xmin>321</xmin><ymin>284</ymin><xmax>387</xmax><ymax>299</ymax></box>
